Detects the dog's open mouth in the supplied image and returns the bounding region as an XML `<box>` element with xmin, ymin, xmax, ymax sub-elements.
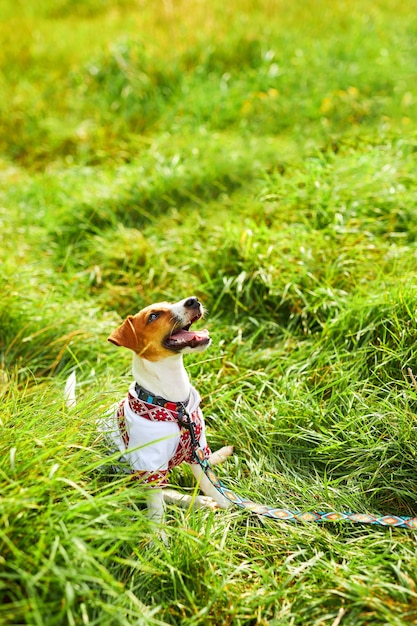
<box><xmin>164</xmin><ymin>314</ymin><xmax>210</xmax><ymax>351</ymax></box>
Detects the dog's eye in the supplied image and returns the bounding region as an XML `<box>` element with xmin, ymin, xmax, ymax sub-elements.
<box><xmin>148</xmin><ymin>312</ymin><xmax>161</xmax><ymax>323</ymax></box>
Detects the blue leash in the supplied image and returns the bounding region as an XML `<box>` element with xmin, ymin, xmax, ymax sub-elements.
<box><xmin>179</xmin><ymin>409</ymin><xmax>417</xmax><ymax>530</ymax></box>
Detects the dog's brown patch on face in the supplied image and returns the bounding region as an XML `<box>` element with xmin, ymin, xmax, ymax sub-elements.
<box><xmin>108</xmin><ymin>302</ymin><xmax>179</xmax><ymax>361</ymax></box>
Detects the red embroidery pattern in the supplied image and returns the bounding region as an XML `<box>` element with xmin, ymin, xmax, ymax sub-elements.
<box><xmin>117</xmin><ymin>401</ymin><xmax>129</xmax><ymax>448</ymax></box>
<box><xmin>116</xmin><ymin>394</ymin><xmax>211</xmax><ymax>486</ymax></box>
<box><xmin>132</xmin><ymin>470</ymin><xmax>168</xmax><ymax>485</ymax></box>
<box><xmin>127</xmin><ymin>394</ymin><xmax>178</xmax><ymax>422</ymax></box>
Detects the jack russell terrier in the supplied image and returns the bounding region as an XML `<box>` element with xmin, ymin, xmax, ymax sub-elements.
<box><xmin>103</xmin><ymin>296</ymin><xmax>233</xmax><ymax>529</ymax></box>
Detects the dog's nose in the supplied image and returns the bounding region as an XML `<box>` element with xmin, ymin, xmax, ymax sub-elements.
<box><xmin>184</xmin><ymin>297</ymin><xmax>200</xmax><ymax>310</ymax></box>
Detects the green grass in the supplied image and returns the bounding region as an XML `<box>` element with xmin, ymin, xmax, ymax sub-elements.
<box><xmin>1</xmin><ymin>0</ymin><xmax>417</xmax><ymax>624</ymax></box>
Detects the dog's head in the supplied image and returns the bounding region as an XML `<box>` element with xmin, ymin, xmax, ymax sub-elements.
<box><xmin>108</xmin><ymin>296</ymin><xmax>211</xmax><ymax>361</ymax></box>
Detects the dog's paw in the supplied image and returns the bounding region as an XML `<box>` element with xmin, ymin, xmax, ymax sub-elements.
<box><xmin>221</xmin><ymin>445</ymin><xmax>234</xmax><ymax>458</ymax></box>
<box><xmin>209</xmin><ymin>445</ymin><xmax>234</xmax><ymax>466</ymax></box>
<box><xmin>194</xmin><ymin>495</ymin><xmax>219</xmax><ymax>511</ymax></box>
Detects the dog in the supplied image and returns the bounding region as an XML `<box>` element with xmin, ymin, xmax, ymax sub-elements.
<box><xmin>103</xmin><ymin>296</ymin><xmax>233</xmax><ymax>530</ymax></box>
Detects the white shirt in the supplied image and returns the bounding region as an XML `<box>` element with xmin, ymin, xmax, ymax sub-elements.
<box><xmin>100</xmin><ymin>382</ymin><xmax>210</xmax><ymax>478</ymax></box>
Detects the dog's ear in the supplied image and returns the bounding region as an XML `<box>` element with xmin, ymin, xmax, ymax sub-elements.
<box><xmin>108</xmin><ymin>316</ymin><xmax>139</xmax><ymax>352</ymax></box>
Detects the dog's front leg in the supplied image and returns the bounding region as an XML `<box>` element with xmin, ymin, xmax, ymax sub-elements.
<box><xmin>146</xmin><ymin>488</ymin><xmax>168</xmax><ymax>543</ymax></box>
<box><xmin>146</xmin><ymin>488</ymin><xmax>165</xmax><ymax>522</ymax></box>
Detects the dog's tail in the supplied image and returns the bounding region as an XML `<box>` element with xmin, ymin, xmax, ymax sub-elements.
<box><xmin>65</xmin><ymin>371</ymin><xmax>77</xmax><ymax>408</ymax></box>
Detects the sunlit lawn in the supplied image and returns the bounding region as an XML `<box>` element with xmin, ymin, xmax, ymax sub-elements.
<box><xmin>1</xmin><ymin>1</ymin><xmax>417</xmax><ymax>624</ymax></box>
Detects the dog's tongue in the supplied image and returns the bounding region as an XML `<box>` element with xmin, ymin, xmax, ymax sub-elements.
<box><xmin>167</xmin><ymin>328</ymin><xmax>209</xmax><ymax>347</ymax></box>
<box><xmin>169</xmin><ymin>329</ymin><xmax>209</xmax><ymax>345</ymax></box>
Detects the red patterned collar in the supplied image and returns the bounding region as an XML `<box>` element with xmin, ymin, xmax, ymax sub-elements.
<box><xmin>134</xmin><ymin>382</ymin><xmax>189</xmax><ymax>414</ymax></box>
<box><xmin>127</xmin><ymin>393</ymin><xmax>181</xmax><ymax>422</ymax></box>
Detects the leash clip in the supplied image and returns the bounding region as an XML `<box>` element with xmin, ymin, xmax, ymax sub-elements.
<box><xmin>177</xmin><ymin>406</ymin><xmax>199</xmax><ymax>448</ymax></box>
